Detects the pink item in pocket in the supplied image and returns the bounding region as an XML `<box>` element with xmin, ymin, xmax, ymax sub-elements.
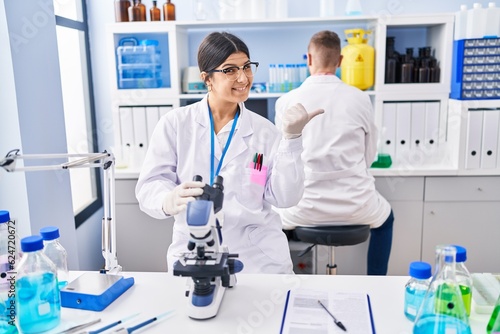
<box><xmin>248</xmin><ymin>161</ymin><xmax>267</xmax><ymax>186</ymax></box>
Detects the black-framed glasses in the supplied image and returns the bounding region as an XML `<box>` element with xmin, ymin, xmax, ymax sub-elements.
<box><xmin>208</xmin><ymin>62</ymin><xmax>259</xmax><ymax>81</ymax></box>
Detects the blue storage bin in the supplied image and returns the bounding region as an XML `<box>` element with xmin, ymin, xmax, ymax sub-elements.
<box><xmin>116</xmin><ymin>38</ymin><xmax>163</xmax><ymax>89</ymax></box>
<box><xmin>450</xmin><ymin>38</ymin><xmax>500</xmax><ymax>100</ymax></box>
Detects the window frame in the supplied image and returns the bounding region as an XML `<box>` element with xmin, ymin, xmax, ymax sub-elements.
<box><xmin>55</xmin><ymin>1</ymin><xmax>102</xmax><ymax>228</ymax></box>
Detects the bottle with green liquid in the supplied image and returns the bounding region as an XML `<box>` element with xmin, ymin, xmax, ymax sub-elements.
<box><xmin>453</xmin><ymin>245</ymin><xmax>473</xmax><ymax>316</ymax></box>
<box><xmin>413</xmin><ymin>245</ymin><xmax>471</xmax><ymax>334</ymax></box>
<box><xmin>487</xmin><ymin>294</ymin><xmax>500</xmax><ymax>334</ymax></box>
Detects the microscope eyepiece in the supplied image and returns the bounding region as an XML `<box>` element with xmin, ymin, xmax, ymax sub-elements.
<box><xmin>193</xmin><ymin>175</ymin><xmax>203</xmax><ymax>182</ymax></box>
<box><xmin>212</xmin><ymin>175</ymin><xmax>224</xmax><ymax>190</ymax></box>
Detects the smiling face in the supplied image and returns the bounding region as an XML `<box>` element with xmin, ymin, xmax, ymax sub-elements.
<box><xmin>203</xmin><ymin>51</ymin><xmax>253</xmax><ymax>105</ymax></box>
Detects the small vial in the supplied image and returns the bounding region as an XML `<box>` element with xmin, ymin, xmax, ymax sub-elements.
<box><xmin>454</xmin><ymin>245</ymin><xmax>473</xmax><ymax>316</ymax></box>
<box><xmin>404</xmin><ymin>261</ymin><xmax>432</xmax><ymax>321</ymax></box>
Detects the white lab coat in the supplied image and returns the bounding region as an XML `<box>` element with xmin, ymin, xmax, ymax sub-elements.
<box><xmin>275</xmin><ymin>75</ymin><xmax>391</xmax><ymax>229</ymax></box>
<box><xmin>136</xmin><ymin>96</ymin><xmax>304</xmax><ymax>274</ymax></box>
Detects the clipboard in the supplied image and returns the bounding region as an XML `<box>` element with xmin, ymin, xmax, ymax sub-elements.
<box><xmin>280</xmin><ymin>289</ymin><xmax>376</xmax><ymax>334</ymax></box>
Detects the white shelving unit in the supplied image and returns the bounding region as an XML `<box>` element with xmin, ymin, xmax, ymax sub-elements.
<box><xmin>106</xmin><ymin>14</ymin><xmax>500</xmax><ymax>275</ymax></box>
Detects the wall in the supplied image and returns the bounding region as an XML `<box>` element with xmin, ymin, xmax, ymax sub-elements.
<box><xmin>0</xmin><ymin>2</ymin><xmax>31</xmax><ymax>239</ymax></box>
<box><xmin>0</xmin><ymin>0</ymin><xmax>80</xmax><ymax>269</ymax></box>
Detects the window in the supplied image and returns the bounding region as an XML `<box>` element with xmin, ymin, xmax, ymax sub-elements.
<box><xmin>54</xmin><ymin>0</ymin><xmax>101</xmax><ymax>228</ymax></box>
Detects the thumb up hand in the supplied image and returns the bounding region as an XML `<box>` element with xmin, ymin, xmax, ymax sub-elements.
<box><xmin>282</xmin><ymin>103</ymin><xmax>324</xmax><ymax>139</ymax></box>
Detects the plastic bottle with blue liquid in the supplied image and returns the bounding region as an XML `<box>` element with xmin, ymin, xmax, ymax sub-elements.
<box><xmin>40</xmin><ymin>226</ymin><xmax>69</xmax><ymax>289</ymax></box>
<box><xmin>413</xmin><ymin>245</ymin><xmax>471</xmax><ymax>334</ymax></box>
<box><xmin>404</xmin><ymin>261</ymin><xmax>432</xmax><ymax>321</ymax></box>
<box><xmin>16</xmin><ymin>235</ymin><xmax>60</xmax><ymax>333</ymax></box>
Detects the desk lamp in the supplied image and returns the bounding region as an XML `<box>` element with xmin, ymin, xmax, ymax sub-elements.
<box><xmin>0</xmin><ymin>149</ymin><xmax>134</xmax><ymax>311</ymax></box>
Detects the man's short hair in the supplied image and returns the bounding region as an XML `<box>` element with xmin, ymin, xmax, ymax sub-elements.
<box><xmin>308</xmin><ymin>30</ymin><xmax>341</xmax><ymax>67</ymax></box>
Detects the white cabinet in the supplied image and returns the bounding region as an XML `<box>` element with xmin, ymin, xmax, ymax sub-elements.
<box><xmin>115</xmin><ymin>178</ymin><xmax>173</xmax><ymax>272</ymax></box>
<box><xmin>375</xmin><ymin>177</ymin><xmax>424</xmax><ymax>275</ymax></box>
<box><xmin>421</xmin><ymin>176</ymin><xmax>500</xmax><ymax>273</ymax></box>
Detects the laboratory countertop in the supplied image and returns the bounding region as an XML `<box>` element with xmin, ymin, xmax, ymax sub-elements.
<box><xmin>52</xmin><ymin>272</ymin><xmax>489</xmax><ymax>334</ymax></box>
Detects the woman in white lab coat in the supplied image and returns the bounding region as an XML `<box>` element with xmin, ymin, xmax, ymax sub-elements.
<box><xmin>135</xmin><ymin>32</ymin><xmax>323</xmax><ymax>274</ymax></box>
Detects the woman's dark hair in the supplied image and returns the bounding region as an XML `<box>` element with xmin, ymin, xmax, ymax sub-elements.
<box><xmin>197</xmin><ymin>32</ymin><xmax>250</xmax><ymax>76</ymax></box>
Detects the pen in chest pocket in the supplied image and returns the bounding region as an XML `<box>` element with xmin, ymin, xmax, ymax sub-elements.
<box><xmin>253</xmin><ymin>153</ymin><xmax>264</xmax><ymax>171</ymax></box>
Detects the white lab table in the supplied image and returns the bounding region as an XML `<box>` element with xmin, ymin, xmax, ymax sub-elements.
<box><xmin>55</xmin><ymin>272</ymin><xmax>489</xmax><ymax>334</ymax></box>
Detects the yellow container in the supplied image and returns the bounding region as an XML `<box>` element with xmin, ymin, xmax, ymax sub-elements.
<box><xmin>340</xmin><ymin>29</ymin><xmax>374</xmax><ymax>91</ymax></box>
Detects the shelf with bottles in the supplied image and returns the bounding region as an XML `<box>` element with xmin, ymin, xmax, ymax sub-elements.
<box><xmin>374</xmin><ymin>13</ymin><xmax>454</xmax><ymax>94</ymax></box>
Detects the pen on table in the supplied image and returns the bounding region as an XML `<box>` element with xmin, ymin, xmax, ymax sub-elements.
<box><xmin>87</xmin><ymin>313</ymin><xmax>140</xmax><ymax>334</ymax></box>
<box><xmin>318</xmin><ymin>299</ymin><xmax>347</xmax><ymax>332</ymax></box>
<box><xmin>113</xmin><ymin>310</ymin><xmax>174</xmax><ymax>333</ymax></box>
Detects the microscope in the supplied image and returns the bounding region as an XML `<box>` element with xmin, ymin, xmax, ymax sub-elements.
<box><xmin>173</xmin><ymin>175</ymin><xmax>243</xmax><ymax>320</ymax></box>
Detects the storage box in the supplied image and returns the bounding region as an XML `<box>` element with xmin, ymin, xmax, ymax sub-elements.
<box><xmin>450</xmin><ymin>38</ymin><xmax>500</xmax><ymax>100</ymax></box>
<box><xmin>116</xmin><ymin>38</ymin><xmax>162</xmax><ymax>89</ymax></box>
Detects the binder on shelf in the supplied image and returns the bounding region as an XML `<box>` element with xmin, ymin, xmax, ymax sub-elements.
<box><xmin>465</xmin><ymin>110</ymin><xmax>483</xmax><ymax>169</ymax></box>
<box><xmin>396</xmin><ymin>102</ymin><xmax>411</xmax><ymax>162</ymax></box>
<box><xmin>119</xmin><ymin>107</ymin><xmax>134</xmax><ymax>149</ymax></box>
<box><xmin>410</xmin><ymin>102</ymin><xmax>426</xmax><ymax>150</ymax></box>
<box><xmin>146</xmin><ymin>106</ymin><xmax>160</xmax><ymax>141</ymax></box>
<box><xmin>424</xmin><ymin>102</ymin><xmax>440</xmax><ymax>152</ymax></box>
<box><xmin>132</xmin><ymin>107</ymin><xmax>148</xmax><ymax>149</ymax></box>
<box><xmin>381</xmin><ymin>103</ymin><xmax>396</xmax><ymax>159</ymax></box>
<box><xmin>480</xmin><ymin>109</ymin><xmax>500</xmax><ymax>169</ymax></box>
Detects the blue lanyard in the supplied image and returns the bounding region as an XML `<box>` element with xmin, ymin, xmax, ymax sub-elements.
<box><xmin>208</xmin><ymin>103</ymin><xmax>239</xmax><ymax>185</ymax></box>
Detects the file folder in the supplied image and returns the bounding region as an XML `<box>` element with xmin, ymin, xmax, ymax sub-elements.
<box><xmin>146</xmin><ymin>106</ymin><xmax>160</xmax><ymax>142</ymax></box>
<box><xmin>132</xmin><ymin>107</ymin><xmax>148</xmax><ymax>149</ymax></box>
<box><xmin>396</xmin><ymin>102</ymin><xmax>411</xmax><ymax>161</ymax></box>
<box><xmin>410</xmin><ymin>102</ymin><xmax>426</xmax><ymax>150</ymax></box>
<box><xmin>424</xmin><ymin>102</ymin><xmax>440</xmax><ymax>152</ymax></box>
<box><xmin>381</xmin><ymin>103</ymin><xmax>396</xmax><ymax>159</ymax></box>
<box><xmin>119</xmin><ymin>107</ymin><xmax>134</xmax><ymax>149</ymax></box>
<box><xmin>465</xmin><ymin>110</ymin><xmax>483</xmax><ymax>169</ymax></box>
<box><xmin>481</xmin><ymin>109</ymin><xmax>500</xmax><ymax>169</ymax></box>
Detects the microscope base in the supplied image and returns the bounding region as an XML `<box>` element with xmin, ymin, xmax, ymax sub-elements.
<box><xmin>187</xmin><ymin>277</ymin><xmax>226</xmax><ymax>320</ymax></box>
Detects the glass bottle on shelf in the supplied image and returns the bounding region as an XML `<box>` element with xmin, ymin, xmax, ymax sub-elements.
<box><xmin>401</xmin><ymin>48</ymin><xmax>415</xmax><ymax>83</ymax></box>
<box><xmin>385</xmin><ymin>37</ymin><xmax>399</xmax><ymax>84</ymax></box>
<box><xmin>138</xmin><ymin>0</ymin><xmax>147</xmax><ymax>21</ymax></box>
<box><xmin>114</xmin><ymin>0</ymin><xmax>131</xmax><ymax>22</ymax></box>
<box><xmin>163</xmin><ymin>0</ymin><xmax>176</xmax><ymax>21</ymax></box>
<box><xmin>128</xmin><ymin>0</ymin><xmax>142</xmax><ymax>21</ymax></box>
<box><xmin>418</xmin><ymin>59</ymin><xmax>430</xmax><ymax>83</ymax></box>
<box><xmin>413</xmin><ymin>245</ymin><xmax>471</xmax><ymax>334</ymax></box>
<box><xmin>150</xmin><ymin>0</ymin><xmax>161</xmax><ymax>21</ymax></box>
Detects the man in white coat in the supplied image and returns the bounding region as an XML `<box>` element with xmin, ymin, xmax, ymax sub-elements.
<box><xmin>275</xmin><ymin>30</ymin><xmax>394</xmax><ymax>275</ymax></box>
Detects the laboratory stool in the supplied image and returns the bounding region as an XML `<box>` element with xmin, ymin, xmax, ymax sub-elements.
<box><xmin>294</xmin><ymin>225</ymin><xmax>370</xmax><ymax>275</ymax></box>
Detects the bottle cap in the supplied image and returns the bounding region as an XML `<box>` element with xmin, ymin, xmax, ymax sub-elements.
<box><xmin>453</xmin><ymin>245</ymin><xmax>467</xmax><ymax>263</ymax></box>
<box><xmin>0</xmin><ymin>210</ymin><xmax>10</xmax><ymax>224</ymax></box>
<box><xmin>409</xmin><ymin>261</ymin><xmax>432</xmax><ymax>279</ymax></box>
<box><xmin>21</xmin><ymin>235</ymin><xmax>44</xmax><ymax>252</ymax></box>
<box><xmin>40</xmin><ymin>226</ymin><xmax>60</xmax><ymax>241</ymax></box>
